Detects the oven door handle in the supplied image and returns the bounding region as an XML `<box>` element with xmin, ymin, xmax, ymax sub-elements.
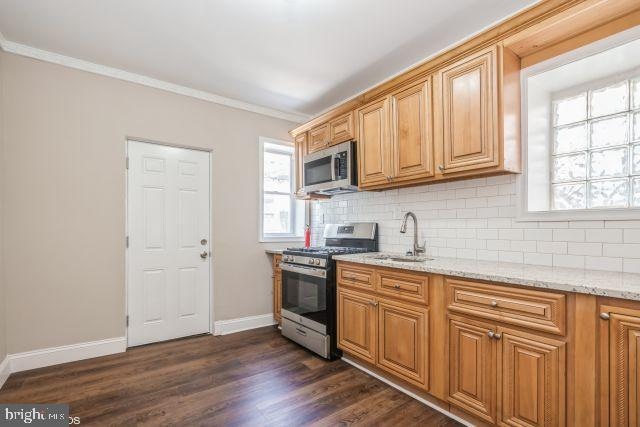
<box><xmin>281</xmin><ymin>263</ymin><xmax>327</xmax><ymax>278</ymax></box>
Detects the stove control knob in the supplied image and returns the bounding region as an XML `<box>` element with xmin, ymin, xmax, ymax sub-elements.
<box><xmin>315</xmin><ymin>259</ymin><xmax>320</xmax><ymax>265</ymax></box>
<box><xmin>308</xmin><ymin>259</ymin><xmax>315</xmax><ymax>265</ymax></box>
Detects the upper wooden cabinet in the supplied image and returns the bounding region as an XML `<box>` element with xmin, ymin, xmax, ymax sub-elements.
<box><xmin>329</xmin><ymin>111</ymin><xmax>355</xmax><ymax>145</ymax></box>
<box><xmin>599</xmin><ymin>303</ymin><xmax>640</xmax><ymax>426</ymax></box>
<box><xmin>438</xmin><ymin>46</ymin><xmax>498</xmax><ymax>173</ymax></box>
<box><xmin>358</xmin><ymin>98</ymin><xmax>392</xmax><ymax>187</ymax></box>
<box><xmin>308</xmin><ymin>124</ymin><xmax>330</xmax><ymax>154</ymax></box>
<box><xmin>293</xmin><ymin>132</ymin><xmax>307</xmax><ymax>196</ymax></box>
<box><xmin>391</xmin><ymin>80</ymin><xmax>434</xmax><ymax>182</ymax></box>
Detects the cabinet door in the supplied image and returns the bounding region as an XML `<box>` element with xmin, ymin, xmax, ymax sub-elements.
<box><xmin>294</xmin><ymin>133</ymin><xmax>307</xmax><ymax>195</ymax></box>
<box><xmin>391</xmin><ymin>80</ymin><xmax>434</xmax><ymax>181</ymax></box>
<box><xmin>308</xmin><ymin>124</ymin><xmax>329</xmax><ymax>154</ymax></box>
<box><xmin>329</xmin><ymin>111</ymin><xmax>355</xmax><ymax>145</ymax></box>
<box><xmin>357</xmin><ymin>98</ymin><xmax>392</xmax><ymax>187</ymax></box>
<box><xmin>600</xmin><ymin>305</ymin><xmax>640</xmax><ymax>427</ymax></box>
<box><xmin>439</xmin><ymin>46</ymin><xmax>498</xmax><ymax>173</ymax></box>
<box><xmin>497</xmin><ymin>327</ymin><xmax>566</xmax><ymax>426</ymax></box>
<box><xmin>337</xmin><ymin>289</ymin><xmax>377</xmax><ymax>364</ymax></box>
<box><xmin>377</xmin><ymin>299</ymin><xmax>429</xmax><ymax>389</ymax></box>
<box><xmin>274</xmin><ymin>275</ymin><xmax>282</xmax><ymax>325</ymax></box>
<box><xmin>449</xmin><ymin>316</ymin><xmax>496</xmax><ymax>423</ymax></box>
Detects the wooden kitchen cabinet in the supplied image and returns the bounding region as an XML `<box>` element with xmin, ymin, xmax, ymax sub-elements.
<box><xmin>273</xmin><ymin>254</ymin><xmax>282</xmax><ymax>325</ymax></box>
<box><xmin>390</xmin><ymin>80</ymin><xmax>434</xmax><ymax>182</ymax></box>
<box><xmin>307</xmin><ymin>123</ymin><xmax>330</xmax><ymax>153</ymax></box>
<box><xmin>448</xmin><ymin>314</ymin><xmax>566</xmax><ymax>426</ymax></box>
<box><xmin>338</xmin><ymin>288</ymin><xmax>377</xmax><ymax>364</ymax></box>
<box><xmin>357</xmin><ymin>97</ymin><xmax>392</xmax><ymax>187</ymax></box>
<box><xmin>294</xmin><ymin>132</ymin><xmax>307</xmax><ymax>196</ymax></box>
<box><xmin>598</xmin><ymin>303</ymin><xmax>640</xmax><ymax>426</ymax></box>
<box><xmin>329</xmin><ymin>111</ymin><xmax>355</xmax><ymax>145</ymax></box>
<box><xmin>438</xmin><ymin>46</ymin><xmax>498</xmax><ymax>173</ymax></box>
<box><xmin>378</xmin><ymin>299</ymin><xmax>428</xmax><ymax>388</ymax></box>
<box><xmin>449</xmin><ymin>316</ymin><xmax>496</xmax><ymax>423</ymax></box>
<box><xmin>498</xmin><ymin>327</ymin><xmax>566</xmax><ymax>426</ymax></box>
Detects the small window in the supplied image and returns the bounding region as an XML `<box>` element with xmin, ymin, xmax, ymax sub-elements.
<box><xmin>520</xmin><ymin>28</ymin><xmax>640</xmax><ymax>221</ymax></box>
<box><xmin>259</xmin><ymin>137</ymin><xmax>305</xmax><ymax>241</ymax></box>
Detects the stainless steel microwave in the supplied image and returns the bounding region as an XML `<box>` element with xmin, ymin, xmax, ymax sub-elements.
<box><xmin>303</xmin><ymin>141</ymin><xmax>358</xmax><ymax>196</ymax></box>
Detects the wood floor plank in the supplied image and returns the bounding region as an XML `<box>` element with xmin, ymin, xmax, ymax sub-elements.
<box><xmin>0</xmin><ymin>326</ymin><xmax>460</xmax><ymax>426</ymax></box>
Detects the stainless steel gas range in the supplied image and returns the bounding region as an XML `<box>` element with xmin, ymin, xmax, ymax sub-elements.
<box><xmin>280</xmin><ymin>223</ymin><xmax>378</xmax><ymax>359</ymax></box>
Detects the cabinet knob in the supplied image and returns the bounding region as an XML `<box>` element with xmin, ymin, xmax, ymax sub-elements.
<box><xmin>490</xmin><ymin>300</ymin><xmax>498</xmax><ymax>308</ymax></box>
<box><xmin>487</xmin><ymin>331</ymin><xmax>502</xmax><ymax>340</ymax></box>
<box><xmin>600</xmin><ymin>312</ymin><xmax>611</xmax><ymax>320</ymax></box>
<box><xmin>394</xmin><ymin>284</ymin><xmax>401</xmax><ymax>289</ymax></box>
<box><xmin>438</xmin><ymin>165</ymin><xmax>444</xmax><ymax>172</ymax></box>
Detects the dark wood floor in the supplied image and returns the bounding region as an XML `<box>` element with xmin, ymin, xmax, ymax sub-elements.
<box><xmin>0</xmin><ymin>326</ymin><xmax>460</xmax><ymax>426</ymax></box>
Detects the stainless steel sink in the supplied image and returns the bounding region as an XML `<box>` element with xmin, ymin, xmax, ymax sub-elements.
<box><xmin>389</xmin><ymin>256</ymin><xmax>432</xmax><ymax>262</ymax></box>
<box><xmin>368</xmin><ymin>254</ymin><xmax>432</xmax><ymax>262</ymax></box>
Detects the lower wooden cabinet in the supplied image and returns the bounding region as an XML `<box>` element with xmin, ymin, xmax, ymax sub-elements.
<box><xmin>498</xmin><ymin>328</ymin><xmax>566</xmax><ymax>426</ymax></box>
<box><xmin>272</xmin><ymin>254</ymin><xmax>282</xmax><ymax>325</ymax></box>
<box><xmin>338</xmin><ymin>287</ymin><xmax>429</xmax><ymax>389</ymax></box>
<box><xmin>378</xmin><ymin>300</ymin><xmax>428</xmax><ymax>388</ymax></box>
<box><xmin>449</xmin><ymin>316</ymin><xmax>496</xmax><ymax>423</ymax></box>
<box><xmin>599</xmin><ymin>303</ymin><xmax>640</xmax><ymax>426</ymax></box>
<box><xmin>448</xmin><ymin>315</ymin><xmax>566</xmax><ymax>426</ymax></box>
<box><xmin>338</xmin><ymin>289</ymin><xmax>377</xmax><ymax>364</ymax></box>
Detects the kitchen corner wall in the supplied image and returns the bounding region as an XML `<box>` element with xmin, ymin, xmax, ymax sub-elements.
<box><xmin>311</xmin><ymin>174</ymin><xmax>640</xmax><ymax>273</ymax></box>
<box><xmin>0</xmin><ymin>50</ymin><xmax>296</xmax><ymax>354</ymax></box>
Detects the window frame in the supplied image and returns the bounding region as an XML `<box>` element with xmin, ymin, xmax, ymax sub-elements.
<box><xmin>518</xmin><ymin>26</ymin><xmax>640</xmax><ymax>222</ymax></box>
<box><xmin>258</xmin><ymin>136</ymin><xmax>306</xmax><ymax>242</ymax></box>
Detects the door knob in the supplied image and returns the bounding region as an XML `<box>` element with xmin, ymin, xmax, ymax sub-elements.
<box><xmin>200</xmin><ymin>251</ymin><xmax>209</xmax><ymax>259</ymax></box>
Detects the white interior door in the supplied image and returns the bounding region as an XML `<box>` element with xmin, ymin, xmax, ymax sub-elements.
<box><xmin>127</xmin><ymin>140</ymin><xmax>211</xmax><ymax>346</ymax></box>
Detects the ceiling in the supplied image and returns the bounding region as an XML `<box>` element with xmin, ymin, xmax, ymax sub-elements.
<box><xmin>0</xmin><ymin>0</ymin><xmax>537</xmax><ymax>121</ymax></box>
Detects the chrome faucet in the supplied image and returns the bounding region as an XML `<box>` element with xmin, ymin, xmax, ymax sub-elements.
<box><xmin>400</xmin><ymin>211</ymin><xmax>425</xmax><ymax>256</ymax></box>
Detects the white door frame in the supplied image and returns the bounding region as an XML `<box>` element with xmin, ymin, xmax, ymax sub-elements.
<box><xmin>124</xmin><ymin>137</ymin><xmax>214</xmax><ymax>346</ymax></box>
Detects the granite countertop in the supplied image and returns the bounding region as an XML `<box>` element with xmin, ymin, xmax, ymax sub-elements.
<box><xmin>332</xmin><ymin>252</ymin><xmax>640</xmax><ymax>301</ymax></box>
<box><xmin>264</xmin><ymin>248</ymin><xmax>284</xmax><ymax>255</ymax></box>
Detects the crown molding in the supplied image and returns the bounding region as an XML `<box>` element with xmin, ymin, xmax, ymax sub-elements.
<box><xmin>0</xmin><ymin>34</ymin><xmax>309</xmax><ymax>124</ymax></box>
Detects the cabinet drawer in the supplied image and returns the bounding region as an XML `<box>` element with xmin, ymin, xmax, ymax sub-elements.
<box><xmin>376</xmin><ymin>269</ymin><xmax>429</xmax><ymax>305</ymax></box>
<box><xmin>337</xmin><ymin>263</ymin><xmax>376</xmax><ymax>291</ymax></box>
<box><xmin>446</xmin><ymin>278</ymin><xmax>566</xmax><ymax>335</ymax></box>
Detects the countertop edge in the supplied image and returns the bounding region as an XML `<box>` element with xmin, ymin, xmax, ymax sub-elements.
<box><xmin>333</xmin><ymin>253</ymin><xmax>640</xmax><ymax>301</ymax></box>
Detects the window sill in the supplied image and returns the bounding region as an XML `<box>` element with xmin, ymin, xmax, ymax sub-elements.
<box><xmin>260</xmin><ymin>236</ymin><xmax>305</xmax><ymax>243</ymax></box>
<box><xmin>516</xmin><ymin>207</ymin><xmax>640</xmax><ymax>222</ymax></box>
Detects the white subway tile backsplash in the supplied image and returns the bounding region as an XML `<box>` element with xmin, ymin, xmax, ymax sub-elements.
<box><xmin>568</xmin><ymin>242</ymin><xmax>602</xmax><ymax>256</ymax></box>
<box><xmin>310</xmin><ymin>177</ymin><xmax>640</xmax><ymax>273</ymax></box>
<box><xmin>553</xmin><ymin>229</ymin><xmax>585</xmax><ymax>242</ymax></box>
<box><xmin>585</xmin><ymin>229</ymin><xmax>623</xmax><ymax>243</ymax></box>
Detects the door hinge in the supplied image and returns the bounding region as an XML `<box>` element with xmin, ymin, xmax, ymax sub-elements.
<box><xmin>126</xmin><ymin>235</ymin><xmax>129</xmax><ymax>248</ymax></box>
<box><xmin>126</xmin><ymin>315</ymin><xmax>129</xmax><ymax>327</ymax></box>
<box><xmin>126</xmin><ymin>157</ymin><xmax>129</xmax><ymax>170</ymax></box>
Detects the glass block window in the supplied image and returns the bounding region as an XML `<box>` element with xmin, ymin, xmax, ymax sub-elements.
<box><xmin>551</xmin><ymin>77</ymin><xmax>640</xmax><ymax>210</ymax></box>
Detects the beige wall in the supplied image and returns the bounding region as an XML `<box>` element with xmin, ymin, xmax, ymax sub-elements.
<box><xmin>0</xmin><ymin>51</ymin><xmax>297</xmax><ymax>354</ymax></box>
<box><xmin>0</xmin><ymin>51</ymin><xmax>6</xmax><ymax>361</ymax></box>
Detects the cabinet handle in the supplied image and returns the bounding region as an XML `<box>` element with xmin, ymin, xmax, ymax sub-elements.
<box><xmin>487</xmin><ymin>331</ymin><xmax>502</xmax><ymax>340</ymax></box>
<box><xmin>600</xmin><ymin>312</ymin><xmax>611</xmax><ymax>320</ymax></box>
<box><xmin>394</xmin><ymin>284</ymin><xmax>401</xmax><ymax>289</ymax></box>
<box><xmin>490</xmin><ymin>300</ymin><xmax>498</xmax><ymax>308</ymax></box>
<box><xmin>368</xmin><ymin>301</ymin><xmax>378</xmax><ymax>307</ymax></box>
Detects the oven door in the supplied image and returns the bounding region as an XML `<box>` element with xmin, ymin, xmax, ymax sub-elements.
<box><xmin>280</xmin><ymin>263</ymin><xmax>327</xmax><ymax>334</ymax></box>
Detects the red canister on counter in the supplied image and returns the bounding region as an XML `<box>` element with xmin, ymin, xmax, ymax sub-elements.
<box><xmin>304</xmin><ymin>225</ymin><xmax>311</xmax><ymax>247</ymax></box>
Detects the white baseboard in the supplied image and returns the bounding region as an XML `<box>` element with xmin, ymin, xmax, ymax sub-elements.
<box><xmin>341</xmin><ymin>356</ymin><xmax>472</xmax><ymax>427</ymax></box>
<box><xmin>0</xmin><ymin>355</ymin><xmax>10</xmax><ymax>390</ymax></box>
<box><xmin>214</xmin><ymin>313</ymin><xmax>276</xmax><ymax>335</ymax></box>
<box><xmin>8</xmin><ymin>337</ymin><xmax>127</xmax><ymax>374</ymax></box>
